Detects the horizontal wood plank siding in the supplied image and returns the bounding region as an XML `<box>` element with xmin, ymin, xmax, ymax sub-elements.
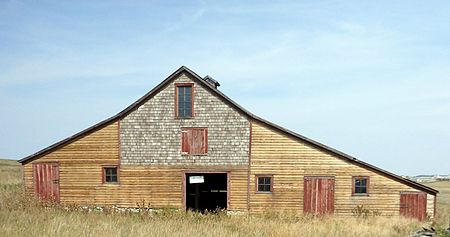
<box><xmin>23</xmin><ymin>122</ymin><xmax>120</xmax><ymax>205</ymax></box>
<box><xmin>23</xmin><ymin>122</ymin><xmax>248</xmax><ymax>210</ymax></box>
<box><xmin>250</xmin><ymin>121</ymin><xmax>435</xmax><ymax>216</ymax></box>
<box><xmin>91</xmin><ymin>165</ymin><xmax>248</xmax><ymax>210</ymax></box>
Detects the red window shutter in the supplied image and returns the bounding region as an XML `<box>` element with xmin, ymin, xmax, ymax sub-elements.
<box><xmin>191</xmin><ymin>129</ymin><xmax>203</xmax><ymax>154</ymax></box>
<box><xmin>181</xmin><ymin>130</ymin><xmax>190</xmax><ymax>154</ymax></box>
<box><xmin>203</xmin><ymin>129</ymin><xmax>208</xmax><ymax>154</ymax></box>
<box><xmin>181</xmin><ymin>128</ymin><xmax>208</xmax><ymax>155</ymax></box>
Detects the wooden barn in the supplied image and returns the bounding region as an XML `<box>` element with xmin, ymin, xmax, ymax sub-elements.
<box><xmin>19</xmin><ymin>66</ymin><xmax>438</xmax><ymax>220</ymax></box>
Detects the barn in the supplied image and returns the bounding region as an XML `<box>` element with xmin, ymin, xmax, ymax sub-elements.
<box><xmin>19</xmin><ymin>66</ymin><xmax>438</xmax><ymax>220</ymax></box>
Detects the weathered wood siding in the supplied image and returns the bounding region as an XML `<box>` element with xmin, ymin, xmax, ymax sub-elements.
<box><xmin>249</xmin><ymin>121</ymin><xmax>435</xmax><ymax>217</ymax></box>
<box><xmin>32</xmin><ymin>163</ymin><xmax>60</xmax><ymax>202</ymax></box>
<box><xmin>120</xmin><ymin>73</ymin><xmax>250</xmax><ymax>166</ymax></box>
<box><xmin>426</xmin><ymin>194</ymin><xmax>435</xmax><ymax>218</ymax></box>
<box><xmin>303</xmin><ymin>177</ymin><xmax>335</xmax><ymax>214</ymax></box>
<box><xmin>23</xmin><ymin>122</ymin><xmax>248</xmax><ymax>210</ymax></box>
<box><xmin>400</xmin><ymin>192</ymin><xmax>427</xmax><ymax>221</ymax></box>
<box><xmin>90</xmin><ymin>165</ymin><xmax>248</xmax><ymax>210</ymax></box>
<box><xmin>23</xmin><ymin>122</ymin><xmax>120</xmax><ymax>205</ymax></box>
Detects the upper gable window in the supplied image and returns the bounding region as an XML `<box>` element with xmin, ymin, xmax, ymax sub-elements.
<box><xmin>176</xmin><ymin>83</ymin><xmax>193</xmax><ymax>118</ymax></box>
<box><xmin>181</xmin><ymin>128</ymin><xmax>207</xmax><ymax>155</ymax></box>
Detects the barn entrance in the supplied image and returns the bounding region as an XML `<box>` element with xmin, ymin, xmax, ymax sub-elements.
<box><xmin>400</xmin><ymin>192</ymin><xmax>427</xmax><ymax>221</ymax></box>
<box><xmin>185</xmin><ymin>173</ymin><xmax>228</xmax><ymax>212</ymax></box>
<box><xmin>32</xmin><ymin>163</ymin><xmax>60</xmax><ymax>203</ymax></box>
<box><xmin>303</xmin><ymin>176</ymin><xmax>335</xmax><ymax>215</ymax></box>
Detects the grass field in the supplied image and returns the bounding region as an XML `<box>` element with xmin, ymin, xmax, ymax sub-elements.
<box><xmin>0</xmin><ymin>159</ymin><xmax>21</xmax><ymax>185</ymax></box>
<box><xmin>0</xmin><ymin>159</ymin><xmax>448</xmax><ymax>237</ymax></box>
<box><xmin>424</xmin><ymin>180</ymin><xmax>450</xmax><ymax>231</ymax></box>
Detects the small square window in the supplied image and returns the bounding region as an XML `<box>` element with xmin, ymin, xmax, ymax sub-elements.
<box><xmin>257</xmin><ymin>175</ymin><xmax>273</xmax><ymax>192</ymax></box>
<box><xmin>104</xmin><ymin>167</ymin><xmax>118</xmax><ymax>183</ymax></box>
<box><xmin>352</xmin><ymin>176</ymin><xmax>369</xmax><ymax>195</ymax></box>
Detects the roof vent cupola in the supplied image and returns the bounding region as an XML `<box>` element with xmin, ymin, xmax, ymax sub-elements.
<box><xmin>203</xmin><ymin>75</ymin><xmax>220</xmax><ymax>89</ymax></box>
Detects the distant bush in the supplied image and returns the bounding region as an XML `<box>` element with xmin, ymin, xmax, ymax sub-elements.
<box><xmin>352</xmin><ymin>205</ymin><xmax>382</xmax><ymax>218</ymax></box>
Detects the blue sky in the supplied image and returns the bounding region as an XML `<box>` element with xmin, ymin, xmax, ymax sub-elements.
<box><xmin>1</xmin><ymin>1</ymin><xmax>449</xmax><ymax>175</ymax></box>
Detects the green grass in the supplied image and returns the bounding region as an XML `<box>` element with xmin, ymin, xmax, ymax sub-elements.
<box><xmin>0</xmin><ymin>159</ymin><xmax>448</xmax><ymax>236</ymax></box>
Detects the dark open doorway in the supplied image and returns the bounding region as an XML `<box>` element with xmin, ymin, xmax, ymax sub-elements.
<box><xmin>185</xmin><ymin>173</ymin><xmax>227</xmax><ymax>212</ymax></box>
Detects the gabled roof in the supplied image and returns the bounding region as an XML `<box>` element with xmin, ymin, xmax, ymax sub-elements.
<box><xmin>19</xmin><ymin>66</ymin><xmax>438</xmax><ymax>195</ymax></box>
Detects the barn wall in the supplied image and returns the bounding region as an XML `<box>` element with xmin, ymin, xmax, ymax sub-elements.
<box><xmin>427</xmin><ymin>194</ymin><xmax>435</xmax><ymax>218</ymax></box>
<box><xmin>249</xmin><ymin>121</ymin><xmax>435</xmax><ymax>217</ymax></box>
<box><xmin>120</xmin><ymin>73</ymin><xmax>250</xmax><ymax>166</ymax></box>
<box><xmin>23</xmin><ymin>121</ymin><xmax>248</xmax><ymax>210</ymax></box>
<box><xmin>98</xmin><ymin>165</ymin><xmax>249</xmax><ymax>211</ymax></box>
<box><xmin>23</xmin><ymin>122</ymin><xmax>120</xmax><ymax>205</ymax></box>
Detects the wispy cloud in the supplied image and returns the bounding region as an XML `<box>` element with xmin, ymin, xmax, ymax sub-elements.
<box><xmin>1</xmin><ymin>1</ymin><xmax>450</xmax><ymax>174</ymax></box>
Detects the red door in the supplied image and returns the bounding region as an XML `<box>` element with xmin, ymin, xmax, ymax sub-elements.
<box><xmin>33</xmin><ymin>163</ymin><xmax>60</xmax><ymax>203</ymax></box>
<box><xmin>400</xmin><ymin>192</ymin><xmax>427</xmax><ymax>221</ymax></box>
<box><xmin>304</xmin><ymin>177</ymin><xmax>335</xmax><ymax>215</ymax></box>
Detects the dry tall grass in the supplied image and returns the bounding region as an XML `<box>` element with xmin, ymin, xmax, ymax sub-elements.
<box><xmin>426</xmin><ymin>180</ymin><xmax>450</xmax><ymax>234</ymax></box>
<box><xmin>0</xmin><ymin>193</ymin><xmax>422</xmax><ymax>237</ymax></box>
<box><xmin>0</xmin><ymin>159</ymin><xmax>21</xmax><ymax>185</ymax></box>
<box><xmin>0</xmin><ymin>159</ymin><xmax>448</xmax><ymax>237</ymax></box>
